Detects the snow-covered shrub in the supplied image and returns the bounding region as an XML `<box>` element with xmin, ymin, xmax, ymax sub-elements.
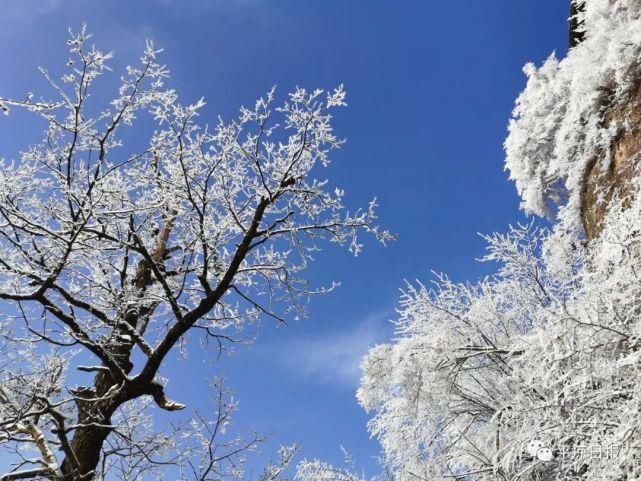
<box><xmin>358</xmin><ymin>181</ymin><xmax>641</xmax><ymax>479</ymax></box>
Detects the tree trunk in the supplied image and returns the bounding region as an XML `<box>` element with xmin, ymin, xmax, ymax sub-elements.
<box><xmin>59</xmin><ymin>351</ymin><xmax>133</xmax><ymax>480</ymax></box>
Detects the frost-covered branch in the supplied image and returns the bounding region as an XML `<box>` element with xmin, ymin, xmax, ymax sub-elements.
<box><xmin>358</xmin><ymin>181</ymin><xmax>641</xmax><ymax>480</ymax></box>
<box><xmin>0</xmin><ymin>25</ymin><xmax>391</xmax><ymax>481</ymax></box>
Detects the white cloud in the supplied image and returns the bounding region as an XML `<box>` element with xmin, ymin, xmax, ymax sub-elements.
<box><xmin>278</xmin><ymin>310</ymin><xmax>393</xmax><ymax>389</ymax></box>
<box><xmin>4</xmin><ymin>0</ymin><xmax>62</xmax><ymax>16</ymax></box>
<box><xmin>157</xmin><ymin>0</ymin><xmax>262</xmax><ymax>11</ymax></box>
<box><xmin>0</xmin><ymin>0</ymin><xmax>62</xmax><ymax>40</ymax></box>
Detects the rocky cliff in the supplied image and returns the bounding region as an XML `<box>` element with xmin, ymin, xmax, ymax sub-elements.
<box><xmin>505</xmin><ymin>0</ymin><xmax>641</xmax><ymax>241</ymax></box>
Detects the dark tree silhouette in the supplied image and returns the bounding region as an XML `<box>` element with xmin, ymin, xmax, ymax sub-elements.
<box><xmin>569</xmin><ymin>0</ymin><xmax>586</xmax><ymax>48</ymax></box>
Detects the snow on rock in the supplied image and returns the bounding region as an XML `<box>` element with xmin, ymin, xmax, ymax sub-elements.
<box><xmin>505</xmin><ymin>0</ymin><xmax>641</xmax><ymax>232</ymax></box>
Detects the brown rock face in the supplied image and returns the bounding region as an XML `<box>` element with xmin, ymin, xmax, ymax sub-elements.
<box><xmin>581</xmin><ymin>80</ymin><xmax>641</xmax><ymax>240</ymax></box>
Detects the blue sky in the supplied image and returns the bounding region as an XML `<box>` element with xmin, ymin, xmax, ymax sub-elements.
<box><xmin>0</xmin><ymin>0</ymin><xmax>568</xmax><ymax>476</ymax></box>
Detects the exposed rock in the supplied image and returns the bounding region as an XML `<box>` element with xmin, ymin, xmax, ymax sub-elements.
<box><xmin>581</xmin><ymin>75</ymin><xmax>641</xmax><ymax>240</ymax></box>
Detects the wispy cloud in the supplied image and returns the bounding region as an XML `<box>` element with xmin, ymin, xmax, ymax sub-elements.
<box><xmin>277</xmin><ymin>310</ymin><xmax>393</xmax><ymax>389</ymax></box>
<box><xmin>4</xmin><ymin>0</ymin><xmax>62</xmax><ymax>16</ymax></box>
<box><xmin>0</xmin><ymin>0</ymin><xmax>62</xmax><ymax>40</ymax></box>
<box><xmin>156</xmin><ymin>0</ymin><xmax>262</xmax><ymax>11</ymax></box>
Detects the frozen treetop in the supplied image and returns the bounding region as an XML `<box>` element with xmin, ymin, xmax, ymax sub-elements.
<box><xmin>504</xmin><ymin>0</ymin><xmax>641</xmax><ymax>227</ymax></box>
<box><xmin>0</xmin><ymin>26</ymin><xmax>393</xmax><ymax>481</ymax></box>
<box><xmin>353</xmin><ymin>3</ymin><xmax>641</xmax><ymax>480</ymax></box>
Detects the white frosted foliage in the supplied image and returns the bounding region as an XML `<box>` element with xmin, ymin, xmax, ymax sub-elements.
<box><xmin>505</xmin><ymin>0</ymin><xmax>641</xmax><ymax>227</ymax></box>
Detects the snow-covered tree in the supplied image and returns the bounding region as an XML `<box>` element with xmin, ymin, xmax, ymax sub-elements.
<box><xmin>356</xmin><ymin>1</ymin><xmax>641</xmax><ymax>480</ymax></box>
<box><xmin>0</xmin><ymin>26</ymin><xmax>392</xmax><ymax>481</ymax></box>
<box><xmin>358</xmin><ymin>210</ymin><xmax>641</xmax><ymax>480</ymax></box>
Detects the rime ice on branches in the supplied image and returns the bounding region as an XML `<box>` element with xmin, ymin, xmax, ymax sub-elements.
<box><xmin>0</xmin><ymin>26</ymin><xmax>391</xmax><ymax>481</ymax></box>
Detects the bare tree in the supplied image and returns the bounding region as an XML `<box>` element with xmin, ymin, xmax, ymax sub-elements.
<box><xmin>0</xmin><ymin>26</ymin><xmax>392</xmax><ymax>481</ymax></box>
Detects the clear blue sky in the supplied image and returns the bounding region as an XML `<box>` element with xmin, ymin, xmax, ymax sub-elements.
<box><xmin>0</xmin><ymin>0</ymin><xmax>568</xmax><ymax>476</ymax></box>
